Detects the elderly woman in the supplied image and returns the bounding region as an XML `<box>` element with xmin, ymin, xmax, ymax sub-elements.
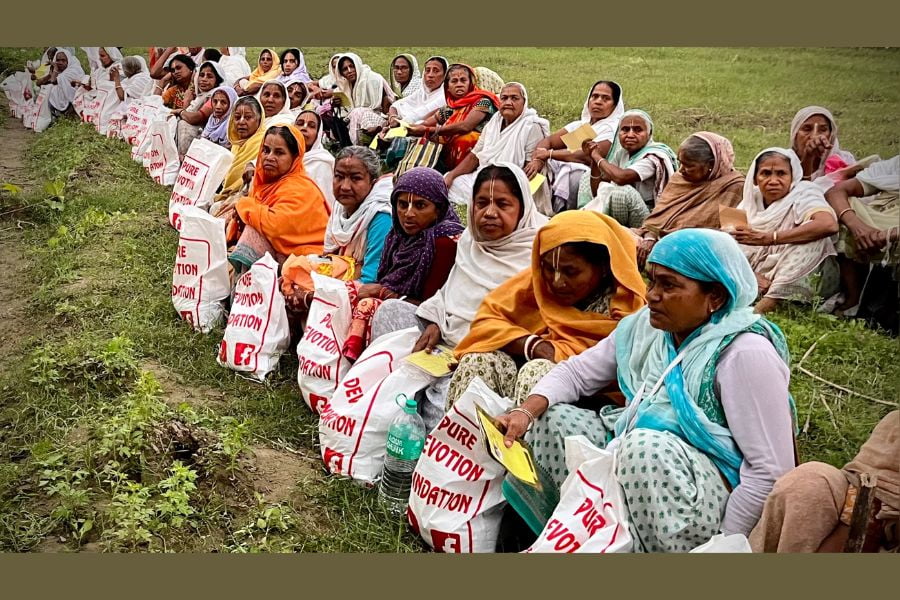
<box><xmin>337</xmin><ymin>53</ymin><xmax>395</xmax><ymax>145</ymax></box>
<box><xmin>154</xmin><ymin>54</ymin><xmax>195</xmax><ymax>109</ymax></box>
<box><xmin>633</xmin><ymin>132</ymin><xmax>745</xmax><ymax>268</ymax></box>
<box><xmin>226</xmin><ymin>124</ymin><xmax>330</xmax><ymax>277</ymax></box>
<box><xmin>370</xmin><ymin>163</ymin><xmax>547</xmax><ymax>429</ymax></box>
<box><xmin>502</xmin><ymin>228</ymin><xmax>796</xmax><ymax>552</ymax></box>
<box><xmin>579</xmin><ymin>109</ymin><xmax>678</xmax><ymax>227</ymax></box>
<box><xmin>790</xmin><ymin>106</ymin><xmax>855</xmax><ymax>183</ymax></box>
<box><xmin>824</xmin><ymin>155</ymin><xmax>900</xmax><ymax>314</ymax></box>
<box><xmin>445</xmin><ymin>210</ymin><xmax>646</xmax><ymax>412</ymax></box>
<box><xmin>530</xmin><ymin>80</ymin><xmax>625</xmax><ymax>212</ymax></box>
<box><xmin>234</xmin><ymin>48</ymin><xmax>280</xmax><ymax>97</ymax></box>
<box><xmin>389</xmin><ymin>54</ymin><xmax>422</xmax><ymax>100</ymax></box>
<box><xmin>295</xmin><ymin>110</ymin><xmax>336</xmax><ymax>208</ymax></box>
<box><xmin>443</xmin><ymin>82</ymin><xmax>553</xmax><ymax>215</ymax></box>
<box><xmin>46</xmin><ymin>49</ymin><xmax>85</xmax><ymax>119</ymax></box>
<box><xmin>210</xmin><ymin>97</ymin><xmax>269</xmax><ymax>218</ymax></box>
<box><xmin>732</xmin><ymin>148</ymin><xmax>839</xmax><ymax>314</ymax></box>
<box><xmin>172</xmin><ymin>61</ymin><xmax>226</xmax><ymax>159</ymax></box>
<box><xmin>200</xmin><ymin>86</ymin><xmax>239</xmax><ymax>149</ymax></box>
<box><xmin>287</xmin><ymin>81</ymin><xmax>310</xmax><ymax>116</ymax></box>
<box><xmin>386</xmin><ymin>55</ymin><xmax>447</xmax><ymax>126</ymax></box>
<box><xmin>406</xmin><ymin>64</ymin><xmax>500</xmax><ymax>171</ymax></box>
<box><xmin>111</xmin><ymin>56</ymin><xmax>152</xmax><ymax>102</ymax></box>
<box><xmin>341</xmin><ymin>167</ymin><xmax>465</xmax><ymax>360</ymax></box>
<box><xmin>257</xmin><ymin>80</ymin><xmax>293</xmax><ymax>121</ymax></box>
<box><xmin>276</xmin><ymin>48</ymin><xmax>312</xmax><ymax>85</ymax></box>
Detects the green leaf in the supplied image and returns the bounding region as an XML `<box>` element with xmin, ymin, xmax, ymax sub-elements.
<box><xmin>1</xmin><ymin>182</ymin><xmax>22</xmax><ymax>196</ymax></box>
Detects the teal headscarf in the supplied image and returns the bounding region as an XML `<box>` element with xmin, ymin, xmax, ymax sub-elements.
<box><xmin>613</xmin><ymin>228</ymin><xmax>793</xmax><ymax>488</ymax></box>
<box><xmin>607</xmin><ymin>109</ymin><xmax>678</xmax><ymax>171</ymax></box>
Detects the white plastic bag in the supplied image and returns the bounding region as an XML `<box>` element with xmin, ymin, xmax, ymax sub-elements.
<box><xmin>172</xmin><ymin>205</ymin><xmax>231</xmax><ymax>333</ymax></box>
<box><xmin>131</xmin><ymin>97</ymin><xmax>167</xmax><ymax>163</ymax></box>
<box><xmin>689</xmin><ymin>533</ymin><xmax>752</xmax><ymax>553</ymax></box>
<box><xmin>217</xmin><ymin>253</ymin><xmax>290</xmax><ymax>382</ymax></box>
<box><xmin>296</xmin><ymin>273</ymin><xmax>353</xmax><ymax>413</ymax></box>
<box><xmin>29</xmin><ymin>86</ymin><xmax>52</xmax><ymax>133</ymax></box>
<box><xmin>407</xmin><ymin>377</ymin><xmax>513</xmax><ymax>553</ymax></box>
<box><xmin>524</xmin><ymin>436</ymin><xmax>633</xmax><ymax>553</ymax></box>
<box><xmin>121</xmin><ymin>100</ymin><xmax>144</xmax><ymax>146</ymax></box>
<box><xmin>146</xmin><ymin>118</ymin><xmax>180</xmax><ymax>186</ymax></box>
<box><xmin>318</xmin><ymin>327</ymin><xmax>432</xmax><ymax>486</ymax></box>
<box><xmin>90</xmin><ymin>83</ymin><xmax>122</xmax><ymax>135</ymax></box>
<box><xmin>73</xmin><ymin>86</ymin><xmax>88</xmax><ymax>119</ymax></box>
<box><xmin>169</xmin><ymin>137</ymin><xmax>234</xmax><ymax>229</ymax></box>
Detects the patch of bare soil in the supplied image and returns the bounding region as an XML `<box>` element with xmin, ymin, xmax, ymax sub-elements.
<box><xmin>141</xmin><ymin>359</ymin><xmax>227</xmax><ymax>410</ymax></box>
<box><xmin>245</xmin><ymin>445</ymin><xmax>322</xmax><ymax>504</ymax></box>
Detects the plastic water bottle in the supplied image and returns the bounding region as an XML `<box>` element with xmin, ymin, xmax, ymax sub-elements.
<box><xmin>378</xmin><ymin>394</ymin><xmax>426</xmax><ymax>516</ymax></box>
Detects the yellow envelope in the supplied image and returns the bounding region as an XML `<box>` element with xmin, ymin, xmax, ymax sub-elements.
<box><xmin>369</xmin><ymin>136</ymin><xmax>379</xmax><ymax>149</ymax></box>
<box><xmin>404</xmin><ymin>345</ymin><xmax>458</xmax><ymax>377</ymax></box>
<box><xmin>529</xmin><ymin>173</ymin><xmax>546</xmax><ymax>194</ymax></box>
<box><xmin>475</xmin><ymin>405</ymin><xmax>540</xmax><ymax>488</ymax></box>
<box><xmin>560</xmin><ymin>122</ymin><xmax>597</xmax><ymax>152</ymax></box>
<box><xmin>384</xmin><ymin>126</ymin><xmax>408</xmax><ymax>139</ymax></box>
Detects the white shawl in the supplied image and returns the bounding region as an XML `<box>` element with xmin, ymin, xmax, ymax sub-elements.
<box><xmin>335</xmin><ymin>53</ymin><xmax>393</xmax><ymax>110</ymax></box>
<box><xmin>417</xmin><ymin>162</ymin><xmax>548</xmax><ymax>346</ymax></box>
<box><xmin>48</xmin><ymin>49</ymin><xmax>85</xmax><ymax>111</ymax></box>
<box><xmin>475</xmin><ymin>82</ymin><xmax>549</xmax><ymax>167</ymax></box>
<box><xmin>564</xmin><ymin>80</ymin><xmax>625</xmax><ymax>143</ymax></box>
<box><xmin>324</xmin><ymin>175</ymin><xmax>393</xmax><ymax>263</ymax></box>
<box><xmin>303</xmin><ymin>124</ymin><xmax>336</xmax><ymax>209</ymax></box>
<box><xmin>121</xmin><ymin>56</ymin><xmax>152</xmax><ymax>100</ymax></box>
<box><xmin>257</xmin><ymin>80</ymin><xmax>292</xmax><ymax>118</ymax></box>
<box><xmin>738</xmin><ymin>147</ymin><xmax>835</xmax><ymax>232</ymax></box>
<box><xmin>789</xmin><ymin>106</ymin><xmax>856</xmax><ymax>181</ymax></box>
<box><xmin>856</xmin><ymin>155</ymin><xmax>899</xmax><ymax>193</ymax></box>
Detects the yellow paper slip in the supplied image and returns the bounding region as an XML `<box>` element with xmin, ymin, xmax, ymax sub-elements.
<box><xmin>384</xmin><ymin>126</ymin><xmax>408</xmax><ymax>139</ymax></box>
<box><xmin>475</xmin><ymin>405</ymin><xmax>540</xmax><ymax>488</ymax></box>
<box><xmin>529</xmin><ymin>173</ymin><xmax>546</xmax><ymax>194</ymax></box>
<box><xmin>560</xmin><ymin>122</ymin><xmax>597</xmax><ymax>152</ymax></box>
<box><xmin>404</xmin><ymin>345</ymin><xmax>458</xmax><ymax>377</ymax></box>
<box><xmin>369</xmin><ymin>136</ymin><xmax>379</xmax><ymax>149</ymax></box>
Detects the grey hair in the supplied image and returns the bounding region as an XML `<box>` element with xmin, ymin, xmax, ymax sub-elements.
<box><xmin>121</xmin><ymin>56</ymin><xmax>142</xmax><ymax>78</ymax></box>
<box><xmin>679</xmin><ymin>135</ymin><xmax>715</xmax><ymax>167</ymax></box>
<box><xmin>335</xmin><ymin>145</ymin><xmax>381</xmax><ymax>180</ymax></box>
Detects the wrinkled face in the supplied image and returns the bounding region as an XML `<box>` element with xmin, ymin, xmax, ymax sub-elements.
<box><xmin>540</xmin><ymin>245</ymin><xmax>608</xmax><ymax>307</ymax></box>
<box><xmin>587</xmin><ymin>83</ymin><xmax>616</xmax><ymax>122</ymax></box>
<box><xmin>295</xmin><ymin>112</ymin><xmax>319</xmax><ymax>150</ymax></box>
<box><xmin>282</xmin><ymin>52</ymin><xmax>298</xmax><ymax>76</ymax></box>
<box><xmin>258</xmin><ymin>50</ymin><xmax>273</xmax><ymax>72</ymax></box>
<box><xmin>54</xmin><ymin>52</ymin><xmax>68</xmax><ymax>72</ymax></box>
<box><xmin>260</xmin><ymin>84</ymin><xmax>286</xmax><ymax>117</ymax></box>
<box><xmin>677</xmin><ymin>150</ymin><xmax>712</xmax><ymax>183</ymax></box>
<box><xmin>395</xmin><ymin>192</ymin><xmax>440</xmax><ymax>236</ymax></box>
<box><xmin>232</xmin><ymin>103</ymin><xmax>261</xmax><ymax>140</ymax></box>
<box><xmin>793</xmin><ymin>114</ymin><xmax>833</xmax><ymax>156</ymax></box>
<box><xmin>755</xmin><ymin>155</ymin><xmax>793</xmax><ymax>204</ymax></box>
<box><xmin>333</xmin><ymin>157</ymin><xmax>375</xmax><ymax>214</ymax></box>
<box><xmin>498</xmin><ymin>85</ymin><xmax>526</xmax><ymax>124</ymax></box>
<box><xmin>260</xmin><ymin>133</ymin><xmax>296</xmax><ymax>181</ymax></box>
<box><xmin>392</xmin><ymin>56</ymin><xmax>412</xmax><ymax>86</ymax></box>
<box><xmin>423</xmin><ymin>60</ymin><xmax>446</xmax><ymax>91</ymax></box>
<box><xmin>472</xmin><ymin>178</ymin><xmax>522</xmax><ymax>241</ymax></box>
<box><xmin>197</xmin><ymin>65</ymin><xmax>218</xmax><ymax>93</ymax></box>
<box><xmin>618</xmin><ymin>116</ymin><xmax>650</xmax><ymax>153</ymax></box>
<box><xmin>446</xmin><ymin>67</ymin><xmax>471</xmax><ymax>100</ymax></box>
<box><xmin>288</xmin><ymin>83</ymin><xmax>306</xmax><ymax>108</ymax></box>
<box><xmin>646</xmin><ymin>264</ymin><xmax>721</xmax><ymax>336</ymax></box>
<box><xmin>170</xmin><ymin>60</ymin><xmax>191</xmax><ymax>85</ymax></box>
<box><xmin>339</xmin><ymin>58</ymin><xmax>357</xmax><ymax>84</ymax></box>
<box><xmin>211</xmin><ymin>91</ymin><xmax>230</xmax><ymax>119</ymax></box>
<box><xmin>99</xmin><ymin>48</ymin><xmax>112</xmax><ymax>68</ymax></box>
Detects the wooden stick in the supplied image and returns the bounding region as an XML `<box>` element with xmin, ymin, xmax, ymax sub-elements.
<box><xmin>843</xmin><ymin>473</ymin><xmax>878</xmax><ymax>553</ymax></box>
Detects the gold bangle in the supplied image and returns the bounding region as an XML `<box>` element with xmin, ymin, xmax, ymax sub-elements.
<box><xmin>838</xmin><ymin>207</ymin><xmax>855</xmax><ymax>222</ymax></box>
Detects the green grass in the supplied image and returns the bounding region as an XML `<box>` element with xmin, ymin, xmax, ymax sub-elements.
<box><xmin>0</xmin><ymin>47</ymin><xmax>897</xmax><ymax>552</ymax></box>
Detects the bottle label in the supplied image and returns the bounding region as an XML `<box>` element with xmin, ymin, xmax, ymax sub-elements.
<box><xmin>386</xmin><ymin>428</ymin><xmax>424</xmax><ymax>461</ymax></box>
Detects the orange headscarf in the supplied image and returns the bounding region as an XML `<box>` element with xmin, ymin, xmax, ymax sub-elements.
<box><xmin>235</xmin><ymin>124</ymin><xmax>330</xmax><ymax>257</ymax></box>
<box><xmin>454</xmin><ymin>211</ymin><xmax>646</xmax><ymax>362</ymax></box>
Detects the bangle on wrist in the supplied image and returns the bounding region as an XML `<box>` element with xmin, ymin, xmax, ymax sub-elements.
<box><xmin>772</xmin><ymin>231</ymin><xmax>778</xmax><ymax>244</ymax></box>
<box><xmin>523</xmin><ymin>334</ymin><xmax>541</xmax><ymax>361</ymax></box>
<box><xmin>838</xmin><ymin>207</ymin><xmax>855</xmax><ymax>222</ymax></box>
<box><xmin>548</xmin><ymin>149</ymin><xmax>554</xmax><ymax>161</ymax></box>
<box><xmin>508</xmin><ymin>407</ymin><xmax>536</xmax><ymax>431</ymax></box>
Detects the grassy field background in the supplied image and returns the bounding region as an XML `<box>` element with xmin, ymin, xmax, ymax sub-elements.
<box><xmin>0</xmin><ymin>46</ymin><xmax>897</xmax><ymax>552</ymax></box>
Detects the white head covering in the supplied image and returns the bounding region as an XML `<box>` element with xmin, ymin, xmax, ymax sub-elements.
<box><xmin>276</xmin><ymin>48</ymin><xmax>311</xmax><ymax>84</ymax></box>
<box><xmin>789</xmin><ymin>106</ymin><xmax>856</xmax><ymax>181</ymax></box>
<box><xmin>257</xmin><ymin>79</ymin><xmax>292</xmax><ymax>119</ymax></box>
<box><xmin>738</xmin><ymin>147</ymin><xmax>835</xmax><ymax>233</ymax></box>
<box><xmin>334</xmin><ymin>52</ymin><xmax>394</xmax><ymax>110</ymax></box>
<box><xmin>102</xmin><ymin>47</ymin><xmax>123</xmax><ymax>63</ymax></box>
<box><xmin>389</xmin><ymin>53</ymin><xmax>422</xmax><ymax>98</ymax></box>
<box><xmin>577</xmin><ymin>80</ymin><xmax>625</xmax><ymax>143</ymax></box>
<box><xmin>121</xmin><ymin>56</ymin><xmax>152</xmax><ymax>100</ymax></box>
<box><xmin>48</xmin><ymin>48</ymin><xmax>85</xmax><ymax>112</ymax></box>
<box><xmin>391</xmin><ymin>55</ymin><xmax>447</xmax><ymax>124</ymax></box>
<box><xmin>416</xmin><ymin>162</ymin><xmax>548</xmax><ymax>346</ymax></box>
<box><xmin>318</xmin><ymin>53</ymin><xmax>343</xmax><ymax>90</ymax></box>
<box><xmin>298</xmin><ymin>111</ymin><xmax>336</xmax><ymax>208</ymax></box>
<box><xmin>199</xmin><ymin>60</ymin><xmax>231</xmax><ymax>88</ymax></box>
<box><xmin>324</xmin><ymin>173</ymin><xmax>393</xmax><ymax>263</ymax></box>
<box><xmin>475</xmin><ymin>82</ymin><xmax>550</xmax><ymax>167</ymax></box>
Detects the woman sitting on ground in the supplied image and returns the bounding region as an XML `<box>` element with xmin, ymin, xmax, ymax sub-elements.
<box><xmin>257</xmin><ymin>80</ymin><xmax>293</xmax><ymax>121</ymax></box>
<box><xmin>46</xmin><ymin>49</ymin><xmax>85</xmax><ymax>119</ymax></box>
<box><xmin>234</xmin><ymin>48</ymin><xmax>280</xmax><ymax>97</ymax></box>
<box><xmin>633</xmin><ymin>132</ymin><xmax>745</xmax><ymax>268</ymax></box>
<box><xmin>111</xmin><ymin>56</ymin><xmax>153</xmax><ymax>102</ymax></box>
<box><xmin>444</xmin><ymin>82</ymin><xmax>553</xmax><ymax>215</ymax></box>
<box><xmin>370</xmin><ymin>163</ymin><xmax>547</xmax><ymax>429</ymax></box>
<box><xmin>276</xmin><ymin>48</ymin><xmax>312</xmax><ymax>85</ymax></box>
<box><xmin>790</xmin><ymin>106</ymin><xmax>855</xmax><ymax>183</ymax></box>
<box><xmin>295</xmin><ymin>110</ymin><xmax>336</xmax><ymax>208</ymax></box>
<box><xmin>287</xmin><ymin>81</ymin><xmax>310</xmax><ymax>116</ymax></box>
<box><xmin>337</xmin><ymin>53</ymin><xmax>395</xmax><ymax>145</ymax></box>
<box><xmin>405</xmin><ymin>64</ymin><xmax>500</xmax><ymax>171</ymax></box>
<box><xmin>385</xmin><ymin>55</ymin><xmax>447</xmax><ymax>126</ymax></box>
<box><xmin>579</xmin><ymin>109</ymin><xmax>678</xmax><ymax>227</ymax></box>
<box><xmin>226</xmin><ymin>124</ymin><xmax>330</xmax><ymax>278</ymax></box>
<box><xmin>445</xmin><ymin>210</ymin><xmax>646</xmax><ymax>411</ymax></box>
<box><xmin>154</xmin><ymin>54</ymin><xmax>195</xmax><ymax>109</ymax></box>
<box><xmin>389</xmin><ymin>54</ymin><xmax>422</xmax><ymax>101</ymax></box>
<box><xmin>529</xmin><ymin>80</ymin><xmax>625</xmax><ymax>212</ymax></box>
<box><xmin>78</xmin><ymin>47</ymin><xmax>122</xmax><ymax>93</ymax></box>
<box><xmin>824</xmin><ymin>155</ymin><xmax>899</xmax><ymax>314</ymax></box>
<box><xmin>200</xmin><ymin>86</ymin><xmax>239</xmax><ymax>150</ymax></box>
<box><xmin>210</xmin><ymin>97</ymin><xmax>267</xmax><ymax>218</ymax></box>
<box><xmin>503</xmin><ymin>228</ymin><xmax>796</xmax><ymax>552</ymax></box>
<box><xmin>732</xmin><ymin>148</ymin><xmax>839</xmax><ymax>314</ymax></box>
<box><xmin>341</xmin><ymin>167</ymin><xmax>465</xmax><ymax>360</ymax></box>
<box><xmin>172</xmin><ymin>61</ymin><xmax>227</xmax><ymax>159</ymax></box>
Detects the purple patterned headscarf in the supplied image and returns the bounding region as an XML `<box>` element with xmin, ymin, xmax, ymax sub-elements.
<box><xmin>377</xmin><ymin>167</ymin><xmax>464</xmax><ymax>298</ymax></box>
